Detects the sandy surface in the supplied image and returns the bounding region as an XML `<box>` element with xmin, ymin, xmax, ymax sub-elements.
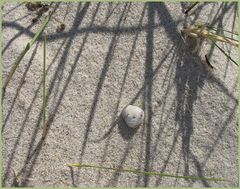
<box><xmin>2</xmin><ymin>2</ymin><xmax>238</xmax><ymax>187</ymax></box>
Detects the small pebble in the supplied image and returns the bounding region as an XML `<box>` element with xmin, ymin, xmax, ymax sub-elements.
<box><xmin>122</xmin><ymin>105</ymin><xmax>144</xmax><ymax>128</ymax></box>
<box><xmin>56</xmin><ymin>24</ymin><xmax>66</xmax><ymax>33</ymax></box>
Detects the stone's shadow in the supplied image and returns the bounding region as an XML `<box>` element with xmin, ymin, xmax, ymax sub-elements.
<box><xmin>117</xmin><ymin>115</ymin><xmax>139</xmax><ymax>140</ymax></box>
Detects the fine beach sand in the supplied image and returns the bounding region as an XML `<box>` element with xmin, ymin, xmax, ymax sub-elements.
<box><xmin>2</xmin><ymin>2</ymin><xmax>238</xmax><ymax>187</ymax></box>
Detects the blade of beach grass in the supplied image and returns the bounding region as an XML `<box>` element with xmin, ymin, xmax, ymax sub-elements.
<box><xmin>211</xmin><ymin>40</ymin><xmax>238</xmax><ymax>66</ymax></box>
<box><xmin>206</xmin><ymin>25</ymin><xmax>238</xmax><ymax>36</ymax></box>
<box><xmin>65</xmin><ymin>163</ymin><xmax>230</xmax><ymax>182</ymax></box>
<box><xmin>3</xmin><ymin>15</ymin><xmax>50</xmax><ymax>91</ymax></box>
<box><xmin>42</xmin><ymin>33</ymin><xmax>47</xmax><ymax>139</ymax></box>
<box><xmin>2</xmin><ymin>3</ymin><xmax>60</xmax><ymax>92</ymax></box>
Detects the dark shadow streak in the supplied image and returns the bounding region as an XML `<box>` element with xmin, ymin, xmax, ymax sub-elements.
<box><xmin>142</xmin><ymin>3</ymin><xmax>154</xmax><ymax>187</ymax></box>
<box><xmin>2</xmin><ymin>42</ymin><xmax>40</xmax><ymax>185</ymax></box>
<box><xmin>2</xmin><ymin>21</ymin><xmax>35</xmax><ymax>55</ymax></box>
<box><xmin>77</xmin><ymin>3</ymin><xmax>132</xmax><ymax>185</ymax></box>
<box><xmin>91</xmin><ymin>3</ymin><xmax>146</xmax><ymax>144</ymax></box>
<box><xmin>77</xmin><ymin>3</ymin><xmax>129</xmax><ymax>166</ymax></box>
<box><xmin>153</xmin><ymin>2</ymin><xmax>209</xmax><ymax>187</ymax></box>
<box><xmin>2</xmin><ymin>42</ymin><xmax>40</xmax><ymax>131</ymax></box>
<box><xmin>2</xmin><ymin>33</ymin><xmax>67</xmax><ymax>187</ymax></box>
<box><xmin>2</xmin><ymin>2</ymin><xmax>58</xmax><ymax>55</ymax></box>
<box><xmin>19</xmin><ymin>3</ymin><xmax>92</xmax><ymax>186</ymax></box>
<box><xmin>3</xmin><ymin>3</ymin><xmax>90</xmax><ymax>187</ymax></box>
<box><xmin>13</xmin><ymin>12</ymin><xmax>32</xmax><ymax>22</ymax></box>
<box><xmin>2</xmin><ymin>21</ymin><xmax>163</xmax><ymax>42</ymax></box>
<box><xmin>3</xmin><ymin>2</ymin><xmax>24</xmax><ymax>16</ymax></box>
<box><xmin>69</xmin><ymin>166</ymin><xmax>77</xmax><ymax>187</ymax></box>
<box><xmin>93</xmin><ymin>4</ymin><xmax>146</xmax><ymax>185</ymax></box>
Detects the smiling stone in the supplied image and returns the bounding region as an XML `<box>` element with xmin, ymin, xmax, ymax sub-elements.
<box><xmin>121</xmin><ymin>105</ymin><xmax>144</xmax><ymax>128</ymax></box>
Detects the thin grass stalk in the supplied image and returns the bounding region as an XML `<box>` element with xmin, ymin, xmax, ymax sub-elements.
<box><xmin>65</xmin><ymin>163</ymin><xmax>230</xmax><ymax>182</ymax></box>
<box><xmin>206</xmin><ymin>25</ymin><xmax>238</xmax><ymax>36</ymax></box>
<box><xmin>206</xmin><ymin>27</ymin><xmax>238</xmax><ymax>42</ymax></box>
<box><xmin>219</xmin><ymin>35</ymin><xmax>238</xmax><ymax>43</ymax></box>
<box><xmin>42</xmin><ymin>33</ymin><xmax>47</xmax><ymax>139</ymax></box>
<box><xmin>3</xmin><ymin>15</ymin><xmax>50</xmax><ymax>91</ymax></box>
<box><xmin>210</xmin><ymin>40</ymin><xmax>238</xmax><ymax>66</ymax></box>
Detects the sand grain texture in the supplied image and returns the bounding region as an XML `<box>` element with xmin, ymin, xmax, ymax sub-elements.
<box><xmin>2</xmin><ymin>2</ymin><xmax>238</xmax><ymax>187</ymax></box>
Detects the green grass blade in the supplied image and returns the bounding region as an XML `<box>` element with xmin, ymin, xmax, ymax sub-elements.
<box><xmin>42</xmin><ymin>33</ymin><xmax>47</xmax><ymax>139</ymax></box>
<box><xmin>3</xmin><ymin>45</ymin><xmax>29</xmax><ymax>90</ymax></box>
<box><xmin>65</xmin><ymin>163</ymin><xmax>229</xmax><ymax>182</ymax></box>
<box><xmin>206</xmin><ymin>25</ymin><xmax>238</xmax><ymax>36</ymax></box>
<box><xmin>211</xmin><ymin>40</ymin><xmax>238</xmax><ymax>66</ymax></box>
<box><xmin>3</xmin><ymin>15</ymin><xmax>50</xmax><ymax>90</ymax></box>
<box><xmin>30</xmin><ymin>15</ymin><xmax>50</xmax><ymax>47</ymax></box>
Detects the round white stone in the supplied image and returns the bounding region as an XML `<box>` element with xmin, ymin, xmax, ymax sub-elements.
<box><xmin>122</xmin><ymin>105</ymin><xmax>144</xmax><ymax>128</ymax></box>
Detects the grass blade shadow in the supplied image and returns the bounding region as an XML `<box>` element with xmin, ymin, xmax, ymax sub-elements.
<box><xmin>42</xmin><ymin>33</ymin><xmax>47</xmax><ymax>139</ymax></box>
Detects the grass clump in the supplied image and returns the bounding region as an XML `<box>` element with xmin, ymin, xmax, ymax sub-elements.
<box><xmin>181</xmin><ymin>23</ymin><xmax>238</xmax><ymax>66</ymax></box>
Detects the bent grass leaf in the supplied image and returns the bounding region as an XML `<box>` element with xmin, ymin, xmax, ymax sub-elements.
<box><xmin>65</xmin><ymin>163</ymin><xmax>230</xmax><ymax>182</ymax></box>
<box><xmin>206</xmin><ymin>25</ymin><xmax>238</xmax><ymax>36</ymax></box>
<box><xmin>3</xmin><ymin>14</ymin><xmax>50</xmax><ymax>90</ymax></box>
<box><xmin>211</xmin><ymin>40</ymin><xmax>238</xmax><ymax>66</ymax></box>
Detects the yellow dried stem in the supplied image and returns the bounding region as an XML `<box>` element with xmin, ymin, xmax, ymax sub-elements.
<box><xmin>182</xmin><ymin>26</ymin><xmax>239</xmax><ymax>47</ymax></box>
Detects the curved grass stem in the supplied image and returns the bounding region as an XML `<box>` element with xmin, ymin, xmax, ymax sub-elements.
<box><xmin>65</xmin><ymin>163</ymin><xmax>230</xmax><ymax>182</ymax></box>
<box><xmin>3</xmin><ymin>15</ymin><xmax>50</xmax><ymax>91</ymax></box>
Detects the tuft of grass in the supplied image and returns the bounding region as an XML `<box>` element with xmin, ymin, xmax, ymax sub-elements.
<box><xmin>42</xmin><ymin>33</ymin><xmax>47</xmax><ymax>139</ymax></box>
<box><xmin>181</xmin><ymin>23</ymin><xmax>238</xmax><ymax>66</ymax></box>
<box><xmin>182</xmin><ymin>24</ymin><xmax>239</xmax><ymax>47</ymax></box>
<box><xmin>65</xmin><ymin>163</ymin><xmax>230</xmax><ymax>182</ymax></box>
<box><xmin>3</xmin><ymin>14</ymin><xmax>51</xmax><ymax>92</ymax></box>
